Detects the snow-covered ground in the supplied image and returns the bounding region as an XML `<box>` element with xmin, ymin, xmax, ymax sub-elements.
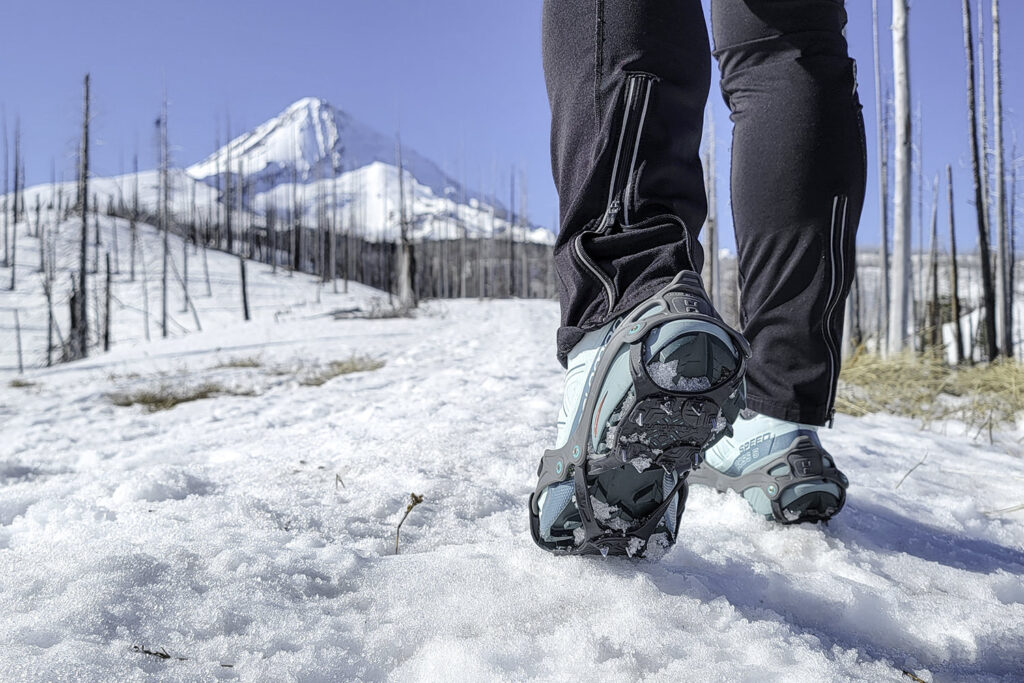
<box><xmin>2</xmin><ymin>289</ymin><xmax>1023</xmax><ymax>680</ymax></box>
<box><xmin>0</xmin><ymin>209</ymin><xmax>389</xmax><ymax>373</ymax></box>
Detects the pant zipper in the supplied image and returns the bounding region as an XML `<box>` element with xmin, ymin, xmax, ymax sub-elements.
<box><xmin>574</xmin><ymin>73</ymin><xmax>655</xmax><ymax>309</ymax></box>
<box><xmin>823</xmin><ymin>194</ymin><xmax>849</xmax><ymax>426</ymax></box>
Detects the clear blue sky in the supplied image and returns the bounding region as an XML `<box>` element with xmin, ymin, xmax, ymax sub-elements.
<box><xmin>1</xmin><ymin>0</ymin><xmax>1022</xmax><ymax>251</ymax></box>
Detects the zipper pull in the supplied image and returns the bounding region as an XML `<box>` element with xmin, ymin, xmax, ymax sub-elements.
<box><xmin>827</xmin><ymin>408</ymin><xmax>836</xmax><ymax>429</ymax></box>
<box><xmin>598</xmin><ymin>198</ymin><xmax>621</xmax><ymax>233</ymax></box>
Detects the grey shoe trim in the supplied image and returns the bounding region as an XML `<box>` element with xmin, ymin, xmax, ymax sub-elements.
<box><xmin>689</xmin><ymin>435</ymin><xmax>849</xmax><ymax>524</ymax></box>
<box><xmin>529</xmin><ymin>271</ymin><xmax>750</xmax><ymax>556</ymax></box>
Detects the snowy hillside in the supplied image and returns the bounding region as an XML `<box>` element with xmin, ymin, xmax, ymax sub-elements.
<box><xmin>0</xmin><ymin>206</ymin><xmax>392</xmax><ymax>373</ymax></box>
<box><xmin>2</xmin><ymin>295</ymin><xmax>1023</xmax><ymax>679</ymax></box>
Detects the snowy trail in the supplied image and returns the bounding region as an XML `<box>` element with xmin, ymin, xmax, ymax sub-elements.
<box><xmin>2</xmin><ymin>298</ymin><xmax>1024</xmax><ymax>681</ymax></box>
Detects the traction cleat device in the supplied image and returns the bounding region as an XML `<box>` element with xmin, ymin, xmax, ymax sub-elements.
<box><xmin>689</xmin><ymin>412</ymin><xmax>849</xmax><ymax>524</ymax></box>
<box><xmin>530</xmin><ymin>271</ymin><xmax>751</xmax><ymax>557</ymax></box>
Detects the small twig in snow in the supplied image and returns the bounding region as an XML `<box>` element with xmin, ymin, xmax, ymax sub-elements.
<box><xmin>895</xmin><ymin>453</ymin><xmax>928</xmax><ymax>490</ymax></box>
<box><xmin>130</xmin><ymin>645</ymin><xmax>234</xmax><ymax>667</ymax></box>
<box><xmin>395</xmin><ymin>493</ymin><xmax>424</xmax><ymax>555</ymax></box>
<box><xmin>130</xmin><ymin>645</ymin><xmax>185</xmax><ymax>661</ymax></box>
<box><xmin>902</xmin><ymin>669</ymin><xmax>928</xmax><ymax>683</ymax></box>
<box><xmin>335</xmin><ymin>473</ymin><xmax>345</xmax><ymax>490</ymax></box>
<box><xmin>982</xmin><ymin>503</ymin><xmax>1024</xmax><ymax>517</ymax></box>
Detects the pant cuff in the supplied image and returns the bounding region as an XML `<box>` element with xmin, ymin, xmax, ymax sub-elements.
<box><xmin>744</xmin><ymin>393</ymin><xmax>831</xmax><ymax>428</ymax></box>
<box><xmin>556</xmin><ymin>275</ymin><xmax>678</xmax><ymax>366</ymax></box>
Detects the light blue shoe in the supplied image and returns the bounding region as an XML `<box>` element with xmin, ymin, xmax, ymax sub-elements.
<box><xmin>690</xmin><ymin>411</ymin><xmax>848</xmax><ymax>524</ymax></box>
<box><xmin>529</xmin><ymin>271</ymin><xmax>750</xmax><ymax>556</ymax></box>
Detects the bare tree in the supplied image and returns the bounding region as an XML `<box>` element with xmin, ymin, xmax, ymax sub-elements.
<box><xmin>508</xmin><ymin>167</ymin><xmax>516</xmax><ymax>298</ymax></box>
<box><xmin>139</xmin><ymin>234</ymin><xmax>151</xmax><ymax>342</ymax></box>
<box><xmin>92</xmin><ymin>193</ymin><xmax>100</xmax><ymax>275</ymax></box>
<box><xmin>103</xmin><ymin>252</ymin><xmax>112</xmax><ymax>351</ymax></box>
<box><xmin>2</xmin><ymin>109</ymin><xmax>7</xmax><ymax>270</ymax></box>
<box><xmin>225</xmin><ymin>115</ymin><xmax>233</xmax><ymax>254</ymax></box>
<box><xmin>948</xmin><ymin>165</ymin><xmax>965</xmax><ymax>364</ymax></box>
<box><xmin>888</xmin><ymin>0</ymin><xmax>912</xmax><ymax>354</ymax></box>
<box><xmin>9</xmin><ymin>118</ymin><xmax>20</xmax><ymax>290</ymax></box>
<box><xmin>925</xmin><ymin>176</ymin><xmax>941</xmax><ymax>351</ymax></box>
<box><xmin>913</xmin><ymin>107</ymin><xmax>923</xmax><ymax>339</ymax></box>
<box><xmin>978</xmin><ymin>0</ymin><xmax>990</xmax><ymax>221</ymax></box>
<box><xmin>130</xmin><ymin>153</ymin><xmax>139</xmax><ymax>282</ymax></box>
<box><xmin>159</xmin><ymin>93</ymin><xmax>170</xmax><ymax>339</ymax></box>
<box><xmin>872</xmin><ymin>0</ymin><xmax>888</xmax><ymax>352</ymax></box>
<box><xmin>992</xmin><ymin>0</ymin><xmax>1011</xmax><ymax>356</ymax></box>
<box><xmin>239</xmin><ymin>256</ymin><xmax>250</xmax><ymax>321</ymax></box>
<box><xmin>1010</xmin><ymin>141</ymin><xmax>1018</xmax><ymax>359</ymax></box>
<box><xmin>34</xmin><ymin>194</ymin><xmax>42</xmax><ymax>274</ymax></box>
<box><xmin>182</xmin><ymin>177</ymin><xmax>193</xmax><ymax>313</ymax></box>
<box><xmin>330</xmin><ymin>159</ymin><xmax>339</xmax><ymax>292</ymax></box>
<box><xmin>395</xmin><ymin>136</ymin><xmax>416</xmax><ymax>311</ymax></box>
<box><xmin>962</xmin><ymin>0</ymin><xmax>998</xmax><ymax>360</ymax></box>
<box><xmin>72</xmin><ymin>74</ymin><xmax>91</xmax><ymax>360</ymax></box>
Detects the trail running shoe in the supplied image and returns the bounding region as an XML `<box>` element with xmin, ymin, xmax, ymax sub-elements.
<box><xmin>529</xmin><ymin>271</ymin><xmax>750</xmax><ymax>557</ymax></box>
<box><xmin>689</xmin><ymin>411</ymin><xmax>848</xmax><ymax>524</ymax></box>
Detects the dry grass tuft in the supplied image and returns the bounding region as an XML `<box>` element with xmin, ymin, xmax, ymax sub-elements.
<box><xmin>213</xmin><ymin>356</ymin><xmax>263</xmax><ymax>369</ymax></box>
<box><xmin>836</xmin><ymin>351</ymin><xmax>953</xmax><ymax>421</ymax></box>
<box><xmin>299</xmin><ymin>356</ymin><xmax>385</xmax><ymax>387</ymax></box>
<box><xmin>8</xmin><ymin>378</ymin><xmax>35</xmax><ymax>388</ymax></box>
<box><xmin>837</xmin><ymin>349</ymin><xmax>1024</xmax><ymax>438</ymax></box>
<box><xmin>330</xmin><ymin>299</ymin><xmax>413</xmax><ymax>320</ymax></box>
<box><xmin>109</xmin><ymin>382</ymin><xmax>255</xmax><ymax>412</ymax></box>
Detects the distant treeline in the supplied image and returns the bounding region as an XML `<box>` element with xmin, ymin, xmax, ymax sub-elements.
<box><xmin>112</xmin><ymin>199</ymin><xmax>557</xmax><ymax>303</ymax></box>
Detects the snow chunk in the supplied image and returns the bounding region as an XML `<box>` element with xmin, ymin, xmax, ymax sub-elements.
<box><xmin>629</xmin><ymin>456</ymin><xmax>653</xmax><ymax>473</ymax></box>
<box><xmin>111</xmin><ymin>466</ymin><xmax>215</xmax><ymax>504</ymax></box>
<box><xmin>591</xmin><ymin>498</ymin><xmax>631</xmax><ymax>531</ymax></box>
<box><xmin>647</xmin><ymin>360</ymin><xmax>712</xmax><ymax>392</ymax></box>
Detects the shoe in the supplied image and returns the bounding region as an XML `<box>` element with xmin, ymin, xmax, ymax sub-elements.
<box><xmin>529</xmin><ymin>271</ymin><xmax>750</xmax><ymax>557</ymax></box>
<box><xmin>689</xmin><ymin>411</ymin><xmax>848</xmax><ymax>524</ymax></box>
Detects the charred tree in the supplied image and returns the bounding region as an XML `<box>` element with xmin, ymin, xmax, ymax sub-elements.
<box><xmin>962</xmin><ymin>0</ymin><xmax>998</xmax><ymax>360</ymax></box>
<box><xmin>73</xmin><ymin>74</ymin><xmax>91</xmax><ymax>360</ymax></box>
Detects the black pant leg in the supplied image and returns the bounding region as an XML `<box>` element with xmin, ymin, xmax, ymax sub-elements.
<box><xmin>543</xmin><ymin>0</ymin><xmax>711</xmax><ymax>364</ymax></box>
<box><xmin>712</xmin><ymin>0</ymin><xmax>867</xmax><ymax>425</ymax></box>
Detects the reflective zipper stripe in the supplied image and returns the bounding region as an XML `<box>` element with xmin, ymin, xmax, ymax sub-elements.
<box><xmin>602</xmin><ymin>77</ymin><xmax>638</xmax><ymax>222</ymax></box>
<box><xmin>623</xmin><ymin>78</ymin><xmax>653</xmax><ymax>227</ymax></box>
<box><xmin>823</xmin><ymin>195</ymin><xmax>849</xmax><ymax>420</ymax></box>
<box><xmin>822</xmin><ymin>197</ymin><xmax>842</xmax><ymax>419</ymax></box>
<box><xmin>574</xmin><ymin>74</ymin><xmax>656</xmax><ymax>309</ymax></box>
<box><xmin>575</xmin><ymin>233</ymin><xmax>617</xmax><ymax>305</ymax></box>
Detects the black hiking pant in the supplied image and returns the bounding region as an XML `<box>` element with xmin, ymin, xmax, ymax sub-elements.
<box><xmin>543</xmin><ymin>0</ymin><xmax>866</xmax><ymax>426</ymax></box>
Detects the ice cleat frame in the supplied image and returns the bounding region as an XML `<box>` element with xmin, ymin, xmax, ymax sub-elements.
<box><xmin>689</xmin><ymin>434</ymin><xmax>849</xmax><ymax>524</ymax></box>
<box><xmin>529</xmin><ymin>271</ymin><xmax>751</xmax><ymax>556</ymax></box>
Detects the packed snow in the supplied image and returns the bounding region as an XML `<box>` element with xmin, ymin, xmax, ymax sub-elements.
<box><xmin>2</xmin><ymin>266</ymin><xmax>1024</xmax><ymax>679</ymax></box>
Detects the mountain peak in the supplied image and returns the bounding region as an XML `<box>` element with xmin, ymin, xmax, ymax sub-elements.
<box><xmin>286</xmin><ymin>96</ymin><xmax>327</xmax><ymax>111</ymax></box>
<box><xmin>187</xmin><ymin>97</ymin><xmax>349</xmax><ymax>186</ymax></box>
<box><xmin>186</xmin><ymin>97</ymin><xmax>459</xmax><ymax>200</ymax></box>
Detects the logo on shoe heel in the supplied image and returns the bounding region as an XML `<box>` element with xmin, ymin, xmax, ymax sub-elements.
<box><xmin>789</xmin><ymin>453</ymin><xmax>822</xmax><ymax>478</ymax></box>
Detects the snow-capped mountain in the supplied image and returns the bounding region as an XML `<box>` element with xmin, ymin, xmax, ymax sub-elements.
<box><xmin>13</xmin><ymin>97</ymin><xmax>554</xmax><ymax>245</ymax></box>
<box><xmin>180</xmin><ymin>97</ymin><xmax>557</xmax><ymax>243</ymax></box>
<box><xmin>187</xmin><ymin>97</ymin><xmax>461</xmax><ymax>203</ymax></box>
